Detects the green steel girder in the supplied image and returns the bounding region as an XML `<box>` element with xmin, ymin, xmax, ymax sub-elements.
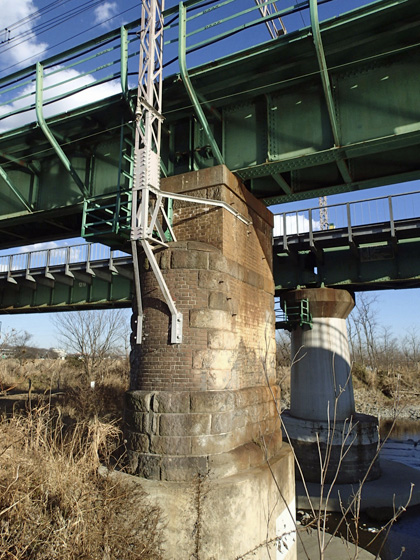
<box><xmin>0</xmin><ymin>95</ymin><xmax>135</xmax><ymax>249</ymax></box>
<box><xmin>162</xmin><ymin>0</ymin><xmax>420</xmax><ymax>201</ymax></box>
<box><xmin>0</xmin><ymin>0</ymin><xmax>420</xmax><ymax>249</ymax></box>
<box><xmin>0</xmin><ymin>273</ymin><xmax>132</xmax><ymax>314</ymax></box>
<box><xmin>274</xmin><ymin>237</ymin><xmax>420</xmax><ymax>293</ymax></box>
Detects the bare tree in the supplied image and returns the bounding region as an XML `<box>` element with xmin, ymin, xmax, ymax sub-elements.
<box><xmin>0</xmin><ymin>328</ymin><xmax>33</xmax><ymax>357</ymax></box>
<box><xmin>402</xmin><ymin>325</ymin><xmax>420</xmax><ymax>367</ymax></box>
<box><xmin>347</xmin><ymin>293</ymin><xmax>381</xmax><ymax>370</ymax></box>
<box><xmin>52</xmin><ymin>309</ymin><xmax>129</xmax><ymax>382</ymax></box>
<box><xmin>378</xmin><ymin>325</ymin><xmax>400</xmax><ymax>374</ymax></box>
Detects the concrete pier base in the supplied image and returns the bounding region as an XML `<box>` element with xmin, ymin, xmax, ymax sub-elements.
<box><xmin>281</xmin><ymin>288</ymin><xmax>380</xmax><ymax>484</ymax></box>
<box><xmin>282</xmin><ymin>411</ymin><xmax>380</xmax><ymax>483</ymax></box>
<box><xmin>136</xmin><ymin>446</ymin><xmax>296</xmax><ymax>560</ymax></box>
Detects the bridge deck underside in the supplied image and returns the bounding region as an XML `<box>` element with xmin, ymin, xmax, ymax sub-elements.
<box><xmin>274</xmin><ymin>218</ymin><xmax>420</xmax><ymax>292</ymax></box>
<box><xmin>0</xmin><ymin>0</ymin><xmax>420</xmax><ymax>251</ymax></box>
<box><xmin>0</xmin><ymin>257</ymin><xmax>133</xmax><ymax>313</ymax></box>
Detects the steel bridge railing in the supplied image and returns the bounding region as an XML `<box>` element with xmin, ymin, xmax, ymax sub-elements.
<box><xmin>0</xmin><ymin>243</ymin><xmax>130</xmax><ymax>275</ymax></box>
<box><xmin>0</xmin><ymin>0</ymin><xmax>351</xmax><ymax>134</ymax></box>
<box><xmin>0</xmin><ymin>22</ymin><xmax>142</xmax><ymax>133</ymax></box>
<box><xmin>273</xmin><ymin>190</ymin><xmax>420</xmax><ymax>239</ymax></box>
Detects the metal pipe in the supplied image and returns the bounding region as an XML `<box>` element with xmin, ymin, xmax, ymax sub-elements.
<box><xmin>178</xmin><ymin>2</ymin><xmax>224</xmax><ymax>165</ymax></box>
<box><xmin>35</xmin><ymin>62</ymin><xmax>88</xmax><ymax>198</ymax></box>
<box><xmin>309</xmin><ymin>0</ymin><xmax>351</xmax><ymax>184</ymax></box>
<box><xmin>120</xmin><ymin>26</ymin><xmax>129</xmax><ymax>98</ymax></box>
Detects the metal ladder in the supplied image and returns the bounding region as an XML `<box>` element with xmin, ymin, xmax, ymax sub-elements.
<box><xmin>82</xmin><ymin>126</ymin><xmax>135</xmax><ymax>246</ymax></box>
<box><xmin>276</xmin><ymin>299</ymin><xmax>312</xmax><ymax>331</ymax></box>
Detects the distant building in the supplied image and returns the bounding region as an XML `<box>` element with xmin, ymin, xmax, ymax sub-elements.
<box><xmin>49</xmin><ymin>348</ymin><xmax>67</xmax><ymax>359</ymax></box>
<box><xmin>0</xmin><ymin>347</ymin><xmax>15</xmax><ymax>358</ymax></box>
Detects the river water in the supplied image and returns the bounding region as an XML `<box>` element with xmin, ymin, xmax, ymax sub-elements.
<box><xmin>377</xmin><ymin>420</ymin><xmax>420</xmax><ymax>560</ymax></box>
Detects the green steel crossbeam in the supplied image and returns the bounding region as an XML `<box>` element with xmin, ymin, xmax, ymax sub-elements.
<box><xmin>0</xmin><ymin>0</ymin><xmax>419</xmax><ymax>251</ymax></box>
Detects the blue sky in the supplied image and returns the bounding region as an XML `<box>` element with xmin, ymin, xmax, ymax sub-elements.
<box><xmin>0</xmin><ymin>0</ymin><xmax>418</xmax><ymax>348</ymax></box>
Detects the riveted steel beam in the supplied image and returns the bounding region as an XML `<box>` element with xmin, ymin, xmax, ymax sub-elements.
<box><xmin>0</xmin><ymin>165</ymin><xmax>32</xmax><ymax>213</ymax></box>
<box><xmin>178</xmin><ymin>2</ymin><xmax>224</xmax><ymax>165</ymax></box>
<box><xmin>272</xmin><ymin>172</ymin><xmax>292</xmax><ymax>195</ymax></box>
<box><xmin>35</xmin><ymin>62</ymin><xmax>89</xmax><ymax>198</ymax></box>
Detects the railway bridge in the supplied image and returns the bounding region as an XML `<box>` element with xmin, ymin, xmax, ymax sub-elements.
<box><xmin>1</xmin><ymin>1</ymin><xmax>420</xmax><ymax>558</ymax></box>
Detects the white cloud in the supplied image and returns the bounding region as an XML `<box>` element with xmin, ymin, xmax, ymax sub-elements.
<box><xmin>0</xmin><ymin>66</ymin><xmax>121</xmax><ymax>131</ymax></box>
<box><xmin>0</xmin><ymin>240</ymin><xmax>84</xmax><ymax>271</ymax></box>
<box><xmin>0</xmin><ymin>2</ymin><xmax>122</xmax><ymax>132</ymax></box>
<box><xmin>0</xmin><ymin>0</ymin><xmax>48</xmax><ymax>69</ymax></box>
<box><xmin>273</xmin><ymin>213</ymin><xmax>321</xmax><ymax>236</ymax></box>
<box><xmin>94</xmin><ymin>2</ymin><xmax>118</xmax><ymax>26</ymax></box>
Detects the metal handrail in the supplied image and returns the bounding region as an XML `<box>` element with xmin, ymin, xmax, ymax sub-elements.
<box><xmin>0</xmin><ymin>243</ymin><xmax>130</xmax><ymax>275</ymax></box>
<box><xmin>0</xmin><ymin>0</ymin><xmax>384</xmax><ymax>136</ymax></box>
<box><xmin>0</xmin><ymin>23</ymin><xmax>140</xmax><ymax>133</ymax></box>
<box><xmin>273</xmin><ymin>190</ymin><xmax>420</xmax><ymax>238</ymax></box>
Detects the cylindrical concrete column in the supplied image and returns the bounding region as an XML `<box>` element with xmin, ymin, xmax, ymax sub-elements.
<box><xmin>285</xmin><ymin>287</ymin><xmax>355</xmax><ymax>421</ymax></box>
<box><xmin>281</xmin><ymin>287</ymin><xmax>380</xmax><ymax>484</ymax></box>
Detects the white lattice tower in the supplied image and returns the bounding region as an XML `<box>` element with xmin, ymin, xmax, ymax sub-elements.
<box><xmin>129</xmin><ymin>1</ymin><xmax>252</xmax><ymax>344</ymax></box>
<box><xmin>132</xmin><ymin>0</ymin><xmax>165</xmax><ymax>242</ymax></box>
<box><xmin>319</xmin><ymin>195</ymin><xmax>329</xmax><ymax>230</ymax></box>
<box><xmin>254</xmin><ymin>0</ymin><xmax>286</xmax><ymax>38</ymax></box>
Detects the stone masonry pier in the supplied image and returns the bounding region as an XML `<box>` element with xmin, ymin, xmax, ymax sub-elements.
<box><xmin>126</xmin><ymin>166</ymin><xmax>296</xmax><ymax>559</ymax></box>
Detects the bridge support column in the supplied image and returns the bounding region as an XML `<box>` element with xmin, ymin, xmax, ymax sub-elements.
<box><xmin>281</xmin><ymin>287</ymin><xmax>380</xmax><ymax>484</ymax></box>
<box><xmin>126</xmin><ymin>166</ymin><xmax>296</xmax><ymax>559</ymax></box>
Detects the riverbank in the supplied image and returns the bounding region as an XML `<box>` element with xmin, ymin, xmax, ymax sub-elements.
<box><xmin>281</xmin><ymin>387</ymin><xmax>420</xmax><ymax>421</ymax></box>
<box><xmin>354</xmin><ymin>387</ymin><xmax>420</xmax><ymax>420</ymax></box>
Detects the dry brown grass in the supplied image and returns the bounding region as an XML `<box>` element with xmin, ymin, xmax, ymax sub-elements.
<box><xmin>0</xmin><ymin>358</ymin><xmax>130</xmax><ymax>424</ymax></box>
<box><xmin>0</xmin><ymin>406</ymin><xmax>163</xmax><ymax>560</ymax></box>
<box><xmin>58</xmin><ymin>366</ymin><xmax>129</xmax><ymax>425</ymax></box>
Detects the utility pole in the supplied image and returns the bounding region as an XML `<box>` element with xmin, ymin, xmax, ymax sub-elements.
<box><xmin>130</xmin><ymin>1</ymin><xmax>252</xmax><ymax>345</ymax></box>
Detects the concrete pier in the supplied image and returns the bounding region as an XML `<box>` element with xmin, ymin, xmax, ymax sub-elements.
<box><xmin>281</xmin><ymin>288</ymin><xmax>380</xmax><ymax>484</ymax></box>
<box><xmin>126</xmin><ymin>166</ymin><xmax>296</xmax><ymax>559</ymax></box>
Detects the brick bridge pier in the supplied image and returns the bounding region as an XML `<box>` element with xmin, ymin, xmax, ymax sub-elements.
<box><xmin>125</xmin><ymin>166</ymin><xmax>296</xmax><ymax>559</ymax></box>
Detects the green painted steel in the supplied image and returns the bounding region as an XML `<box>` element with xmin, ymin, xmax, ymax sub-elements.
<box><xmin>276</xmin><ymin>299</ymin><xmax>312</xmax><ymax>331</ymax></box>
<box><xmin>273</xmin><ymin>190</ymin><xmax>420</xmax><ymax>292</ymax></box>
<box><xmin>35</xmin><ymin>62</ymin><xmax>89</xmax><ymax>198</ymax></box>
<box><xmin>177</xmin><ymin>2</ymin><xmax>224</xmax><ymax>166</ymax></box>
<box><xmin>0</xmin><ymin>243</ymin><xmax>133</xmax><ymax>313</ymax></box>
<box><xmin>274</xmin><ymin>239</ymin><xmax>420</xmax><ymax>293</ymax></box>
<box><xmin>0</xmin><ymin>274</ymin><xmax>132</xmax><ymax>314</ymax></box>
<box><xmin>3</xmin><ymin>188</ymin><xmax>420</xmax><ymax>314</ymax></box>
<box><xmin>0</xmin><ymin>0</ymin><xmax>420</xmax><ymax>251</ymax></box>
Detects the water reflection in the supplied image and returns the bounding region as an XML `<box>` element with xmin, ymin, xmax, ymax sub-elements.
<box><xmin>380</xmin><ymin>419</ymin><xmax>420</xmax><ymax>471</ymax></box>
<box><xmin>377</xmin><ymin>420</ymin><xmax>420</xmax><ymax>560</ymax></box>
<box><xmin>380</xmin><ymin>419</ymin><xmax>420</xmax><ymax>441</ymax></box>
